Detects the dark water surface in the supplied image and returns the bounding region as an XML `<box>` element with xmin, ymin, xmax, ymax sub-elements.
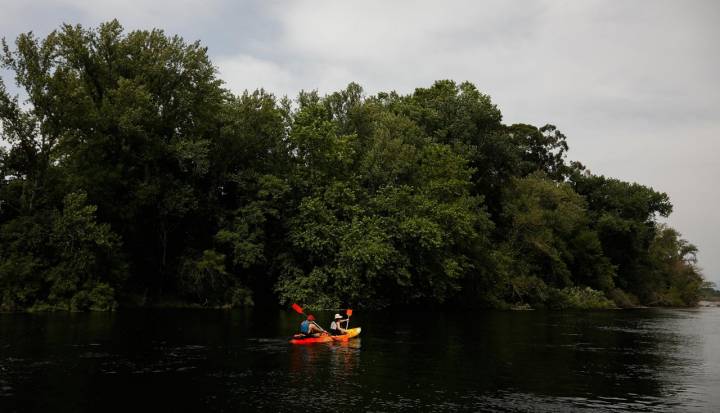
<box><xmin>1</xmin><ymin>308</ymin><xmax>718</xmax><ymax>412</ymax></box>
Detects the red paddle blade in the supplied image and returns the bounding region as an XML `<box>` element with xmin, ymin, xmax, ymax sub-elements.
<box><xmin>346</xmin><ymin>309</ymin><xmax>353</xmax><ymax>316</ymax></box>
<box><xmin>291</xmin><ymin>303</ymin><xmax>304</xmax><ymax>314</ymax></box>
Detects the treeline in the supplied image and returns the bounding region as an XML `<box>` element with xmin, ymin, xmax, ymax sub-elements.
<box><xmin>0</xmin><ymin>21</ymin><xmax>704</xmax><ymax>311</ymax></box>
<box><xmin>699</xmin><ymin>282</ymin><xmax>720</xmax><ymax>301</ymax></box>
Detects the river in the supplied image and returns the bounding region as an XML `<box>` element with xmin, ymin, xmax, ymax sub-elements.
<box><xmin>1</xmin><ymin>307</ymin><xmax>718</xmax><ymax>412</ymax></box>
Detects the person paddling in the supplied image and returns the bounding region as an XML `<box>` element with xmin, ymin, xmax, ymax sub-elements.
<box><xmin>329</xmin><ymin>313</ymin><xmax>348</xmax><ymax>335</ymax></box>
<box><xmin>300</xmin><ymin>314</ymin><xmax>323</xmax><ymax>337</ymax></box>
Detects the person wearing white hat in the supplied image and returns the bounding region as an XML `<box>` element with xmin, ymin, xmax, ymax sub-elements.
<box><xmin>329</xmin><ymin>313</ymin><xmax>348</xmax><ymax>335</ymax></box>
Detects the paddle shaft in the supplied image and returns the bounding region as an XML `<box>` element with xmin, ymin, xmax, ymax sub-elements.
<box><xmin>311</xmin><ymin>321</ymin><xmax>327</xmax><ymax>334</ymax></box>
<box><xmin>345</xmin><ymin>309</ymin><xmax>353</xmax><ymax>329</ymax></box>
<box><xmin>292</xmin><ymin>303</ymin><xmax>329</xmax><ymax>334</ymax></box>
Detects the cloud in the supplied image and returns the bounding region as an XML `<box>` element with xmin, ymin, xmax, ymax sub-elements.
<box><xmin>209</xmin><ymin>0</ymin><xmax>720</xmax><ymax>282</ymax></box>
<box><xmin>216</xmin><ymin>54</ymin><xmax>295</xmax><ymax>98</ymax></box>
<box><xmin>58</xmin><ymin>0</ymin><xmax>224</xmax><ymax>23</ymax></box>
<box><xmin>1</xmin><ymin>0</ymin><xmax>719</xmax><ymax>281</ymax></box>
<box><xmin>0</xmin><ymin>0</ymin><xmax>224</xmax><ymax>36</ymax></box>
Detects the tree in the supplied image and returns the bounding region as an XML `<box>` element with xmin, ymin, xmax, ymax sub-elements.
<box><xmin>500</xmin><ymin>174</ymin><xmax>615</xmax><ymax>306</ymax></box>
<box><xmin>275</xmin><ymin>87</ymin><xmax>493</xmax><ymax>308</ymax></box>
<box><xmin>645</xmin><ymin>225</ymin><xmax>703</xmax><ymax>306</ymax></box>
<box><xmin>2</xmin><ymin>20</ymin><xmax>226</xmax><ymax>296</ymax></box>
<box><xmin>47</xmin><ymin>192</ymin><xmax>126</xmax><ymax>310</ymax></box>
<box><xmin>0</xmin><ymin>192</ymin><xmax>125</xmax><ymax>311</ymax></box>
<box><xmin>571</xmin><ymin>174</ymin><xmax>673</xmax><ymax>303</ymax></box>
<box><xmin>506</xmin><ymin>123</ymin><xmax>570</xmax><ymax>180</ymax></box>
<box><xmin>0</xmin><ymin>21</ymin><xmax>706</xmax><ymax>310</ymax></box>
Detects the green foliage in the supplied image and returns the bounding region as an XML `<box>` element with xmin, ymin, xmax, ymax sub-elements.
<box><xmin>547</xmin><ymin>287</ymin><xmax>616</xmax><ymax>310</ymax></box>
<box><xmin>0</xmin><ymin>192</ymin><xmax>124</xmax><ymax>311</ymax></box>
<box><xmin>501</xmin><ymin>174</ymin><xmax>615</xmax><ymax>293</ymax></box>
<box><xmin>607</xmin><ymin>288</ymin><xmax>638</xmax><ymax>308</ymax></box>
<box><xmin>274</xmin><ymin>98</ymin><xmax>493</xmax><ymax>307</ymax></box>
<box><xmin>643</xmin><ymin>225</ymin><xmax>703</xmax><ymax>306</ymax></box>
<box><xmin>699</xmin><ymin>282</ymin><xmax>720</xmax><ymax>301</ymax></box>
<box><xmin>506</xmin><ymin>124</ymin><xmax>570</xmax><ymax>180</ymax></box>
<box><xmin>508</xmin><ymin>275</ymin><xmax>551</xmax><ymax>307</ymax></box>
<box><xmin>177</xmin><ymin>249</ymin><xmax>254</xmax><ymax>308</ymax></box>
<box><xmin>178</xmin><ymin>249</ymin><xmax>251</xmax><ymax>307</ymax></box>
<box><xmin>570</xmin><ymin>174</ymin><xmax>682</xmax><ymax>304</ymax></box>
<box><xmin>506</xmin><ymin>276</ymin><xmax>615</xmax><ymax>309</ymax></box>
<box><xmin>0</xmin><ymin>21</ymin><xmax>706</xmax><ymax>311</ymax></box>
<box><xmin>68</xmin><ymin>283</ymin><xmax>116</xmax><ymax>311</ymax></box>
<box><xmin>46</xmin><ymin>192</ymin><xmax>125</xmax><ymax>308</ymax></box>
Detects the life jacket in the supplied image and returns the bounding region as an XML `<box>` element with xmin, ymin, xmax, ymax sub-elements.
<box><xmin>300</xmin><ymin>320</ymin><xmax>310</xmax><ymax>334</ymax></box>
<box><xmin>330</xmin><ymin>321</ymin><xmax>342</xmax><ymax>335</ymax></box>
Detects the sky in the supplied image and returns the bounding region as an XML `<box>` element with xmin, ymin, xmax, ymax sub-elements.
<box><xmin>1</xmin><ymin>0</ymin><xmax>719</xmax><ymax>283</ymax></box>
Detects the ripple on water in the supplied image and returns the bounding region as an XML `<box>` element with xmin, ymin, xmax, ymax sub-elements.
<box><xmin>1</xmin><ymin>308</ymin><xmax>719</xmax><ymax>412</ymax></box>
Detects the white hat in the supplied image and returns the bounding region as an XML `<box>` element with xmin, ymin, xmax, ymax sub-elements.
<box><xmin>334</xmin><ymin>313</ymin><xmax>343</xmax><ymax>319</ymax></box>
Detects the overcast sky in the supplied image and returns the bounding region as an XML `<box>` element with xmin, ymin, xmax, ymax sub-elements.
<box><xmin>2</xmin><ymin>0</ymin><xmax>719</xmax><ymax>283</ymax></box>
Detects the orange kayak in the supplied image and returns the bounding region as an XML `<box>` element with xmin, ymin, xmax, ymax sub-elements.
<box><xmin>289</xmin><ymin>327</ymin><xmax>361</xmax><ymax>344</ymax></box>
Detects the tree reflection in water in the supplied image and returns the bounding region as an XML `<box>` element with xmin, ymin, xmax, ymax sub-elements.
<box><xmin>1</xmin><ymin>309</ymin><xmax>718</xmax><ymax>412</ymax></box>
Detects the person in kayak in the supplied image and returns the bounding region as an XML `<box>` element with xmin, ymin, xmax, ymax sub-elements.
<box><xmin>329</xmin><ymin>314</ymin><xmax>348</xmax><ymax>335</ymax></box>
<box><xmin>300</xmin><ymin>314</ymin><xmax>323</xmax><ymax>337</ymax></box>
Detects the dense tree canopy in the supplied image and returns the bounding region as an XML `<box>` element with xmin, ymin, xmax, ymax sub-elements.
<box><xmin>0</xmin><ymin>22</ymin><xmax>704</xmax><ymax>311</ymax></box>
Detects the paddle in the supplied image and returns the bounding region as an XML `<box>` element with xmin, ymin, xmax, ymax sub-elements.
<box><xmin>345</xmin><ymin>308</ymin><xmax>353</xmax><ymax>329</ymax></box>
<box><xmin>291</xmin><ymin>303</ymin><xmax>305</xmax><ymax>315</ymax></box>
<box><xmin>291</xmin><ymin>303</ymin><xmax>328</xmax><ymax>335</ymax></box>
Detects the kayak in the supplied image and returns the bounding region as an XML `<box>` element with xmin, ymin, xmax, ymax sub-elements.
<box><xmin>289</xmin><ymin>327</ymin><xmax>362</xmax><ymax>344</ymax></box>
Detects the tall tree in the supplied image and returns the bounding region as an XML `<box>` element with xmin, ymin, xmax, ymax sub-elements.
<box><xmin>0</xmin><ymin>22</ymin><xmax>706</xmax><ymax>310</ymax></box>
<box><xmin>2</xmin><ymin>20</ymin><xmax>226</xmax><ymax>296</ymax></box>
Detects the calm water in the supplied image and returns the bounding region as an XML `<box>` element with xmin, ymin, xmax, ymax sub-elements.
<box><xmin>1</xmin><ymin>308</ymin><xmax>719</xmax><ymax>412</ymax></box>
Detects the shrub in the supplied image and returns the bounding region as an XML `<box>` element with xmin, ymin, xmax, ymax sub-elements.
<box><xmin>230</xmin><ymin>286</ymin><xmax>254</xmax><ymax>307</ymax></box>
<box><xmin>608</xmin><ymin>288</ymin><xmax>637</xmax><ymax>308</ymax></box>
<box><xmin>179</xmin><ymin>249</ymin><xmax>254</xmax><ymax>307</ymax></box>
<box><xmin>70</xmin><ymin>290</ymin><xmax>92</xmax><ymax>311</ymax></box>
<box><xmin>88</xmin><ymin>283</ymin><xmax>117</xmax><ymax>311</ymax></box>
<box><xmin>509</xmin><ymin>275</ymin><xmax>550</xmax><ymax>307</ymax></box>
<box><xmin>548</xmin><ymin>286</ymin><xmax>616</xmax><ymax>310</ymax></box>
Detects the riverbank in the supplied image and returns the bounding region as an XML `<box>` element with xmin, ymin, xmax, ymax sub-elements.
<box><xmin>3</xmin><ymin>299</ymin><xmax>701</xmax><ymax>314</ymax></box>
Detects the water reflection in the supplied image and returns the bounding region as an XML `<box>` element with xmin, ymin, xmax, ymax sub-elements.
<box><xmin>0</xmin><ymin>309</ymin><xmax>718</xmax><ymax>412</ymax></box>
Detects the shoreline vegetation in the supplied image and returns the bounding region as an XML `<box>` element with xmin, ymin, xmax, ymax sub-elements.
<box><xmin>0</xmin><ymin>21</ymin><xmax>708</xmax><ymax>313</ymax></box>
